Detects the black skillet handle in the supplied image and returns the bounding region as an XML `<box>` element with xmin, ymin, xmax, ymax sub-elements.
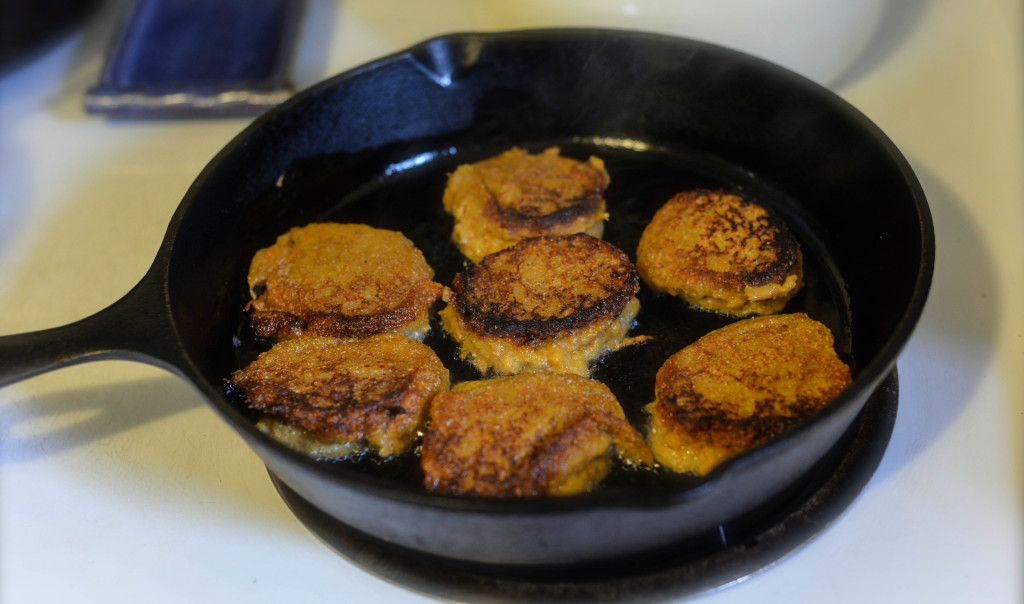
<box><xmin>0</xmin><ymin>263</ymin><xmax>188</xmax><ymax>389</ymax></box>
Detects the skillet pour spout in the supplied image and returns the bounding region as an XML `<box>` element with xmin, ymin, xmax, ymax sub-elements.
<box><xmin>0</xmin><ymin>29</ymin><xmax>933</xmax><ymax>570</ymax></box>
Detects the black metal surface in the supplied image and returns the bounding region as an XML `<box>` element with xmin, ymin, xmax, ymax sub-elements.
<box><xmin>272</xmin><ymin>371</ymin><xmax>898</xmax><ymax>602</ymax></box>
<box><xmin>0</xmin><ymin>30</ymin><xmax>934</xmax><ymax>569</ymax></box>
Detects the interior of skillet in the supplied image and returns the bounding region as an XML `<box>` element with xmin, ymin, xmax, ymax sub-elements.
<box><xmin>225</xmin><ymin>136</ymin><xmax>853</xmax><ymax>493</ymax></box>
<box><xmin>163</xmin><ymin>30</ymin><xmax>927</xmax><ymax>508</ymax></box>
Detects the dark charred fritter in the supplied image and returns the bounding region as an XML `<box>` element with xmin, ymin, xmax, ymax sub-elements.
<box><xmin>636</xmin><ymin>189</ymin><xmax>803</xmax><ymax>316</ymax></box>
<box><xmin>442</xmin><ymin>147</ymin><xmax>610</xmax><ymax>263</ymax></box>
<box><xmin>645</xmin><ymin>313</ymin><xmax>851</xmax><ymax>475</ymax></box>
<box><xmin>246</xmin><ymin>222</ymin><xmax>444</xmax><ymax>340</ymax></box>
<box><xmin>439</xmin><ymin>233</ymin><xmax>649</xmax><ymax>376</ymax></box>
<box><xmin>229</xmin><ymin>334</ymin><xmax>450</xmax><ymax>459</ymax></box>
<box><xmin>421</xmin><ymin>372</ymin><xmax>653</xmax><ymax>497</ymax></box>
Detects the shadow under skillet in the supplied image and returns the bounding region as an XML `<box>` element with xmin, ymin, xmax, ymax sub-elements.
<box><xmin>269</xmin><ymin>371</ymin><xmax>898</xmax><ymax>603</ymax></box>
<box><xmin>866</xmin><ymin>163</ymin><xmax>999</xmax><ymax>483</ymax></box>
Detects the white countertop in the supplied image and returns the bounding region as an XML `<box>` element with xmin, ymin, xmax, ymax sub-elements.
<box><xmin>1</xmin><ymin>1</ymin><xmax>1020</xmax><ymax>602</ymax></box>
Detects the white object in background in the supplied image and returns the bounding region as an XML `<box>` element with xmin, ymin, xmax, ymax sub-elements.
<box><xmin>469</xmin><ymin>0</ymin><xmax>886</xmax><ymax>86</ymax></box>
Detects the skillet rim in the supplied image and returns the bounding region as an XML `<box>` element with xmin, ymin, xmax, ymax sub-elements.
<box><xmin>160</xmin><ymin>28</ymin><xmax>935</xmax><ymax>515</ymax></box>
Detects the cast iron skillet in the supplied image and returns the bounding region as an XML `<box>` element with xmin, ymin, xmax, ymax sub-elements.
<box><xmin>0</xmin><ymin>30</ymin><xmax>933</xmax><ymax>570</ymax></box>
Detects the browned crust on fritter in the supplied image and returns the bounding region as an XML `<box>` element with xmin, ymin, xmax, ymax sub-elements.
<box><xmin>448</xmin><ymin>233</ymin><xmax>638</xmax><ymax>345</ymax></box>
<box><xmin>229</xmin><ymin>334</ymin><xmax>450</xmax><ymax>458</ymax></box>
<box><xmin>249</xmin><ymin>285</ymin><xmax>442</xmax><ymax>339</ymax></box>
<box><xmin>443</xmin><ymin>147</ymin><xmax>610</xmax><ymax>262</ymax></box>
<box><xmin>246</xmin><ymin>223</ymin><xmax>444</xmax><ymax>339</ymax></box>
<box><xmin>636</xmin><ymin>189</ymin><xmax>802</xmax><ymax>315</ymax></box>
<box><xmin>646</xmin><ymin>313</ymin><xmax>851</xmax><ymax>475</ymax></box>
<box><xmin>473</xmin><ymin>147</ymin><xmax>608</xmax><ymax>231</ymax></box>
<box><xmin>421</xmin><ymin>373</ymin><xmax>653</xmax><ymax>497</ymax></box>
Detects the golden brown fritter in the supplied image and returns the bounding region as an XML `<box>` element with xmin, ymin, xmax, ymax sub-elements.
<box><xmin>421</xmin><ymin>372</ymin><xmax>653</xmax><ymax>497</ymax></box>
<box><xmin>246</xmin><ymin>222</ymin><xmax>444</xmax><ymax>340</ymax></box>
<box><xmin>439</xmin><ymin>233</ymin><xmax>649</xmax><ymax>376</ymax></box>
<box><xmin>636</xmin><ymin>190</ymin><xmax>803</xmax><ymax>316</ymax></box>
<box><xmin>442</xmin><ymin>147</ymin><xmax>610</xmax><ymax>263</ymax></box>
<box><xmin>645</xmin><ymin>313</ymin><xmax>851</xmax><ymax>475</ymax></box>
<box><xmin>229</xmin><ymin>334</ymin><xmax>450</xmax><ymax>458</ymax></box>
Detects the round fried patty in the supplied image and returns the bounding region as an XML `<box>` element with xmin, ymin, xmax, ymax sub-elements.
<box><xmin>645</xmin><ymin>313</ymin><xmax>851</xmax><ymax>475</ymax></box>
<box><xmin>422</xmin><ymin>372</ymin><xmax>652</xmax><ymax>497</ymax></box>
<box><xmin>442</xmin><ymin>147</ymin><xmax>609</xmax><ymax>263</ymax></box>
<box><xmin>447</xmin><ymin>233</ymin><xmax>638</xmax><ymax>344</ymax></box>
<box><xmin>246</xmin><ymin>222</ymin><xmax>444</xmax><ymax>339</ymax></box>
<box><xmin>636</xmin><ymin>189</ymin><xmax>803</xmax><ymax>316</ymax></box>
<box><xmin>229</xmin><ymin>334</ymin><xmax>450</xmax><ymax>458</ymax></box>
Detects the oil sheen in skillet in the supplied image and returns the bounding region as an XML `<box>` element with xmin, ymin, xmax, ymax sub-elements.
<box><xmin>228</xmin><ymin>138</ymin><xmax>853</xmax><ymax>493</ymax></box>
